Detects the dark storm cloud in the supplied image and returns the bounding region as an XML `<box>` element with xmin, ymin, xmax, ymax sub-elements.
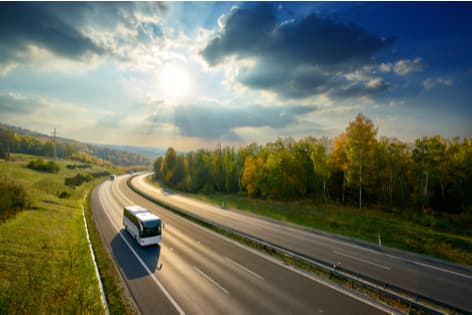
<box><xmin>237</xmin><ymin>61</ymin><xmax>332</xmax><ymax>99</ymax></box>
<box><xmin>0</xmin><ymin>4</ymin><xmax>104</xmax><ymax>62</ymax></box>
<box><xmin>201</xmin><ymin>5</ymin><xmax>395</xmax><ymax>99</ymax></box>
<box><xmin>201</xmin><ymin>6</ymin><xmax>278</xmax><ymax>66</ymax></box>
<box><xmin>0</xmin><ymin>3</ymin><xmax>166</xmax><ymax>64</ymax></box>
<box><xmin>147</xmin><ymin>102</ymin><xmax>316</xmax><ymax>140</ymax></box>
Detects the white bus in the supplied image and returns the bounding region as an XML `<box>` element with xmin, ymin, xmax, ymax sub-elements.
<box><xmin>123</xmin><ymin>205</ymin><xmax>162</xmax><ymax>246</ymax></box>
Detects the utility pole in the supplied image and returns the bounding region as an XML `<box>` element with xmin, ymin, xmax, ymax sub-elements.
<box><xmin>52</xmin><ymin>128</ymin><xmax>57</xmax><ymax>160</ymax></box>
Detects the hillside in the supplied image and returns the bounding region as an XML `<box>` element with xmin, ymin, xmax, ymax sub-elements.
<box><xmin>0</xmin><ymin>154</ymin><xmax>107</xmax><ymax>313</ymax></box>
<box><xmin>0</xmin><ymin>122</ymin><xmax>153</xmax><ymax>166</ymax></box>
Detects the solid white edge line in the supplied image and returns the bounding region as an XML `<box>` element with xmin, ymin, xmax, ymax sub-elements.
<box><xmin>98</xmin><ymin>185</ymin><xmax>186</xmax><ymax>315</ymax></box>
<box><xmin>193</xmin><ymin>266</ymin><xmax>229</xmax><ymax>295</ymax></box>
<box><xmin>82</xmin><ymin>195</ymin><xmax>109</xmax><ymax>315</ymax></box>
<box><xmin>224</xmin><ymin>257</ymin><xmax>264</xmax><ymax>280</ymax></box>
<box><xmin>333</xmin><ymin>251</ymin><xmax>392</xmax><ymax>271</ymax></box>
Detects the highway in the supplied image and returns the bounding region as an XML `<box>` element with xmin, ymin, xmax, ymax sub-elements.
<box><xmin>131</xmin><ymin>173</ymin><xmax>472</xmax><ymax>312</ymax></box>
<box><xmin>91</xmin><ymin>175</ymin><xmax>391</xmax><ymax>314</ymax></box>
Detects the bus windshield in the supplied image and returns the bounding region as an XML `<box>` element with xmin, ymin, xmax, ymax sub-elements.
<box><xmin>140</xmin><ymin>219</ymin><xmax>161</xmax><ymax>238</ymax></box>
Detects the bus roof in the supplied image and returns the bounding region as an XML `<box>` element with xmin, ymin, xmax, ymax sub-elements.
<box><xmin>125</xmin><ymin>205</ymin><xmax>161</xmax><ymax>222</ymax></box>
<box><xmin>136</xmin><ymin>211</ymin><xmax>161</xmax><ymax>222</ymax></box>
<box><xmin>125</xmin><ymin>205</ymin><xmax>148</xmax><ymax>213</ymax></box>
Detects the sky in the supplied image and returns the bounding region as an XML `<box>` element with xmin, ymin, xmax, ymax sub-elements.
<box><xmin>0</xmin><ymin>2</ymin><xmax>471</xmax><ymax>151</ymax></box>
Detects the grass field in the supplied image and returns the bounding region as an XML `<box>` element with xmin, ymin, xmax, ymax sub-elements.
<box><xmin>0</xmin><ymin>154</ymin><xmax>115</xmax><ymax>313</ymax></box>
<box><xmin>148</xmin><ymin>177</ymin><xmax>472</xmax><ymax>266</ymax></box>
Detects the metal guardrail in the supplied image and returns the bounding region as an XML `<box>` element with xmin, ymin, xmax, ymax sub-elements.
<box><xmin>127</xmin><ymin>176</ymin><xmax>467</xmax><ymax>315</ymax></box>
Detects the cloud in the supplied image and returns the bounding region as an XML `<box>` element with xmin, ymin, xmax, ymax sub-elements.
<box><xmin>389</xmin><ymin>99</ymin><xmax>406</xmax><ymax>107</ymax></box>
<box><xmin>0</xmin><ymin>92</ymin><xmax>46</xmax><ymax>114</ymax></box>
<box><xmin>423</xmin><ymin>77</ymin><xmax>453</xmax><ymax>90</ymax></box>
<box><xmin>333</xmin><ymin>77</ymin><xmax>391</xmax><ymax>99</ymax></box>
<box><xmin>202</xmin><ymin>6</ymin><xmax>393</xmax><ymax>67</ymax></box>
<box><xmin>200</xmin><ymin>5</ymin><xmax>395</xmax><ymax>99</ymax></box>
<box><xmin>237</xmin><ymin>62</ymin><xmax>332</xmax><ymax>99</ymax></box>
<box><xmin>0</xmin><ymin>5</ymin><xmax>104</xmax><ymax>63</ymax></box>
<box><xmin>146</xmin><ymin>101</ymin><xmax>316</xmax><ymax>140</ymax></box>
<box><xmin>0</xmin><ymin>3</ymin><xmax>167</xmax><ymax>71</ymax></box>
<box><xmin>380</xmin><ymin>58</ymin><xmax>424</xmax><ymax>75</ymax></box>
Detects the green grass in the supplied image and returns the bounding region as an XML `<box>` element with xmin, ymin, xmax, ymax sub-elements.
<box><xmin>0</xmin><ymin>154</ymin><xmax>116</xmax><ymax>313</ymax></box>
<box><xmin>148</xmin><ymin>177</ymin><xmax>472</xmax><ymax>266</ymax></box>
<box><xmin>84</xmin><ymin>190</ymin><xmax>137</xmax><ymax>315</ymax></box>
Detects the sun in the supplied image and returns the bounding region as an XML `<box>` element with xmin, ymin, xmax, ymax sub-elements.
<box><xmin>158</xmin><ymin>63</ymin><xmax>192</xmax><ymax>101</ymax></box>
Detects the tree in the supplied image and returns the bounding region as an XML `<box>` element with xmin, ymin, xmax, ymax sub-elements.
<box><xmin>332</xmin><ymin>133</ymin><xmax>348</xmax><ymax>202</ymax></box>
<box><xmin>311</xmin><ymin>142</ymin><xmax>331</xmax><ymax>200</ymax></box>
<box><xmin>344</xmin><ymin>113</ymin><xmax>378</xmax><ymax>209</ymax></box>
<box><xmin>375</xmin><ymin>137</ymin><xmax>410</xmax><ymax>209</ymax></box>
<box><xmin>241</xmin><ymin>155</ymin><xmax>258</xmax><ymax>197</ymax></box>
<box><xmin>413</xmin><ymin>135</ymin><xmax>451</xmax><ymax>212</ymax></box>
<box><xmin>153</xmin><ymin>157</ymin><xmax>163</xmax><ymax>179</ymax></box>
<box><xmin>161</xmin><ymin>147</ymin><xmax>177</xmax><ymax>185</ymax></box>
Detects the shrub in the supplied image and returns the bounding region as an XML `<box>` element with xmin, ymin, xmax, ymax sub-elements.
<box><xmin>64</xmin><ymin>173</ymin><xmax>93</xmax><ymax>187</ymax></box>
<box><xmin>27</xmin><ymin>158</ymin><xmax>59</xmax><ymax>173</ymax></box>
<box><xmin>58</xmin><ymin>191</ymin><xmax>71</xmax><ymax>199</ymax></box>
<box><xmin>90</xmin><ymin>171</ymin><xmax>111</xmax><ymax>178</ymax></box>
<box><xmin>0</xmin><ymin>178</ymin><xmax>30</xmax><ymax>222</ymax></box>
<box><xmin>66</xmin><ymin>164</ymin><xmax>91</xmax><ymax>170</ymax></box>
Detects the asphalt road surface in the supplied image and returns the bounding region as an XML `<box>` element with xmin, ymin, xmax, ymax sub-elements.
<box><xmin>91</xmin><ymin>175</ymin><xmax>391</xmax><ymax>314</ymax></box>
<box><xmin>131</xmin><ymin>173</ymin><xmax>472</xmax><ymax>312</ymax></box>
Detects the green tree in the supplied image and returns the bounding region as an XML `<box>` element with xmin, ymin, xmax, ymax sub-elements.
<box><xmin>311</xmin><ymin>142</ymin><xmax>331</xmax><ymax>200</ymax></box>
<box><xmin>331</xmin><ymin>132</ymin><xmax>348</xmax><ymax>202</ymax></box>
<box><xmin>344</xmin><ymin>113</ymin><xmax>378</xmax><ymax>209</ymax></box>
<box><xmin>241</xmin><ymin>155</ymin><xmax>258</xmax><ymax>197</ymax></box>
<box><xmin>161</xmin><ymin>147</ymin><xmax>177</xmax><ymax>185</ymax></box>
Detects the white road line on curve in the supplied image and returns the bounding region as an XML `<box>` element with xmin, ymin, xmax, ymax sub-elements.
<box><xmin>98</xmin><ymin>186</ymin><xmax>186</xmax><ymax>315</ymax></box>
<box><xmin>193</xmin><ymin>266</ymin><xmax>229</xmax><ymax>295</ymax></box>
<box><xmin>224</xmin><ymin>257</ymin><xmax>264</xmax><ymax>280</ymax></box>
<box><xmin>333</xmin><ymin>251</ymin><xmax>392</xmax><ymax>271</ymax></box>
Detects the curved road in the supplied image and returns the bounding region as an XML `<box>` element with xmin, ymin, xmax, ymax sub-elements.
<box><xmin>131</xmin><ymin>173</ymin><xmax>472</xmax><ymax>312</ymax></box>
<box><xmin>91</xmin><ymin>175</ymin><xmax>390</xmax><ymax>314</ymax></box>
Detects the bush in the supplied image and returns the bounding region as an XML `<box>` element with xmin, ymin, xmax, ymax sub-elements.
<box><xmin>27</xmin><ymin>158</ymin><xmax>59</xmax><ymax>173</ymax></box>
<box><xmin>64</xmin><ymin>171</ymin><xmax>110</xmax><ymax>188</ymax></box>
<box><xmin>90</xmin><ymin>171</ymin><xmax>111</xmax><ymax>178</ymax></box>
<box><xmin>58</xmin><ymin>191</ymin><xmax>71</xmax><ymax>199</ymax></box>
<box><xmin>64</xmin><ymin>173</ymin><xmax>93</xmax><ymax>187</ymax></box>
<box><xmin>66</xmin><ymin>164</ymin><xmax>91</xmax><ymax>170</ymax></box>
<box><xmin>0</xmin><ymin>178</ymin><xmax>30</xmax><ymax>222</ymax></box>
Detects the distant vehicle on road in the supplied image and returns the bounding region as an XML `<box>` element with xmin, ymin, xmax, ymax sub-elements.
<box><xmin>123</xmin><ymin>205</ymin><xmax>162</xmax><ymax>246</ymax></box>
<box><xmin>110</xmin><ymin>174</ymin><xmax>116</xmax><ymax>181</ymax></box>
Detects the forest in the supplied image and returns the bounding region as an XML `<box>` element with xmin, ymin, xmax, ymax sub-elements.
<box><xmin>153</xmin><ymin>114</ymin><xmax>472</xmax><ymax>214</ymax></box>
<box><xmin>0</xmin><ymin>123</ymin><xmax>151</xmax><ymax>166</ymax></box>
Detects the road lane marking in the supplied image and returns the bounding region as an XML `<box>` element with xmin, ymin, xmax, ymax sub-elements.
<box><xmin>225</xmin><ymin>257</ymin><xmax>264</xmax><ymax>280</ymax></box>
<box><xmin>98</xmin><ymin>187</ymin><xmax>186</xmax><ymax>315</ymax></box>
<box><xmin>193</xmin><ymin>266</ymin><xmax>229</xmax><ymax>295</ymax></box>
<box><xmin>333</xmin><ymin>251</ymin><xmax>392</xmax><ymax>271</ymax></box>
<box><xmin>400</xmin><ymin>259</ymin><xmax>472</xmax><ymax>280</ymax></box>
